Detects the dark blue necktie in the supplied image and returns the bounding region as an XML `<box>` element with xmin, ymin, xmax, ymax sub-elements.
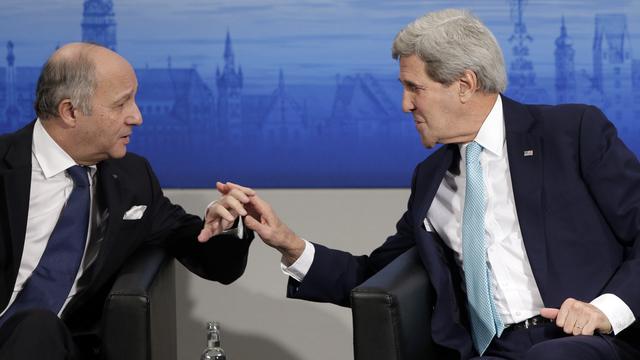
<box><xmin>0</xmin><ymin>165</ymin><xmax>90</xmax><ymax>324</ymax></box>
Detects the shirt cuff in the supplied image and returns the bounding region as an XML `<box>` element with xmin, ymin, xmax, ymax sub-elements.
<box><xmin>280</xmin><ymin>239</ymin><xmax>315</xmax><ymax>282</ymax></box>
<box><xmin>591</xmin><ymin>293</ymin><xmax>636</xmax><ymax>334</ymax></box>
<box><xmin>205</xmin><ymin>200</ymin><xmax>244</xmax><ymax>239</ymax></box>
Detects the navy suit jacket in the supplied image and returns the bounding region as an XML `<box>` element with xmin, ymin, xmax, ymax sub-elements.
<box><xmin>0</xmin><ymin>122</ymin><xmax>253</xmax><ymax>343</ymax></box>
<box><xmin>288</xmin><ymin>96</ymin><xmax>640</xmax><ymax>359</ymax></box>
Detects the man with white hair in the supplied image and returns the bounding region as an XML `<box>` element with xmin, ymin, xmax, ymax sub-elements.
<box><xmin>216</xmin><ymin>8</ymin><xmax>640</xmax><ymax>360</ymax></box>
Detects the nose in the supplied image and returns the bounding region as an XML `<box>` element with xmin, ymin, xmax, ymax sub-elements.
<box><xmin>401</xmin><ymin>90</ymin><xmax>415</xmax><ymax>113</ymax></box>
<box><xmin>128</xmin><ymin>102</ymin><xmax>143</xmax><ymax>126</ymax></box>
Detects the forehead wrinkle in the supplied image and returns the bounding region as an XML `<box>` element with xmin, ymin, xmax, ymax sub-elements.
<box><xmin>109</xmin><ymin>86</ymin><xmax>136</xmax><ymax>103</ymax></box>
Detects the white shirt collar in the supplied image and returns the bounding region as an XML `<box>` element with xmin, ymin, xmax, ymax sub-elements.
<box><xmin>33</xmin><ymin>119</ymin><xmax>97</xmax><ymax>179</ymax></box>
<box><xmin>471</xmin><ymin>94</ymin><xmax>505</xmax><ymax>157</ymax></box>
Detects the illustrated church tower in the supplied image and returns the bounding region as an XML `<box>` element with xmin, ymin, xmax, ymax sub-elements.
<box><xmin>81</xmin><ymin>0</ymin><xmax>117</xmax><ymax>51</ymax></box>
<box><xmin>4</xmin><ymin>41</ymin><xmax>20</xmax><ymax>130</ymax></box>
<box><xmin>554</xmin><ymin>16</ymin><xmax>576</xmax><ymax>103</ymax></box>
<box><xmin>504</xmin><ymin>0</ymin><xmax>547</xmax><ymax>103</ymax></box>
<box><xmin>216</xmin><ymin>30</ymin><xmax>243</xmax><ymax>133</ymax></box>
<box><xmin>592</xmin><ymin>14</ymin><xmax>633</xmax><ymax>127</ymax></box>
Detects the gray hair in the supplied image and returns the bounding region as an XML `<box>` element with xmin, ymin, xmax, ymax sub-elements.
<box><xmin>392</xmin><ymin>8</ymin><xmax>507</xmax><ymax>93</ymax></box>
<box><xmin>34</xmin><ymin>46</ymin><xmax>97</xmax><ymax>119</ymax></box>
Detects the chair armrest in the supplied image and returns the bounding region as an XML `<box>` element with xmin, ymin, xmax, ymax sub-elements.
<box><xmin>102</xmin><ymin>246</ymin><xmax>177</xmax><ymax>360</ymax></box>
<box><xmin>351</xmin><ymin>247</ymin><xmax>435</xmax><ymax>360</ymax></box>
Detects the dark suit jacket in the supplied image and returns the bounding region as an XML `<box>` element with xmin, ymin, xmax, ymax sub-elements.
<box><xmin>287</xmin><ymin>96</ymin><xmax>640</xmax><ymax>359</ymax></box>
<box><xmin>0</xmin><ymin>122</ymin><xmax>253</xmax><ymax>350</ymax></box>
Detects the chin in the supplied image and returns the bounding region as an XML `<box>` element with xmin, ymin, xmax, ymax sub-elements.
<box><xmin>420</xmin><ymin>138</ymin><xmax>436</xmax><ymax>149</ymax></box>
<box><xmin>109</xmin><ymin>147</ymin><xmax>128</xmax><ymax>159</ymax></box>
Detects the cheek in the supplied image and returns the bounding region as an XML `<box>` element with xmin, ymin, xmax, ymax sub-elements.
<box><xmin>412</xmin><ymin>103</ymin><xmax>429</xmax><ymax>122</ymax></box>
<box><xmin>101</xmin><ymin>116</ymin><xmax>121</xmax><ymax>136</ymax></box>
<box><xmin>415</xmin><ymin>95</ymin><xmax>436</xmax><ymax>116</ymax></box>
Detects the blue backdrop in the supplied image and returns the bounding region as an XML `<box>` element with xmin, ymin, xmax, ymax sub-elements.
<box><xmin>1</xmin><ymin>0</ymin><xmax>639</xmax><ymax>188</ymax></box>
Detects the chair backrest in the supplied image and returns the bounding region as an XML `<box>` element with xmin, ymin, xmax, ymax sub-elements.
<box><xmin>351</xmin><ymin>247</ymin><xmax>435</xmax><ymax>360</ymax></box>
<box><xmin>102</xmin><ymin>246</ymin><xmax>177</xmax><ymax>360</ymax></box>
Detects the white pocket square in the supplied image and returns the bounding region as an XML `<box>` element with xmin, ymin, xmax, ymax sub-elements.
<box><xmin>123</xmin><ymin>205</ymin><xmax>147</xmax><ymax>220</ymax></box>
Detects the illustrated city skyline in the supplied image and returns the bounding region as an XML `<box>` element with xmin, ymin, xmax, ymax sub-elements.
<box><xmin>0</xmin><ymin>0</ymin><xmax>639</xmax><ymax>187</ymax></box>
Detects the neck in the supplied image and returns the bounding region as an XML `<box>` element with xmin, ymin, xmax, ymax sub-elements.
<box><xmin>40</xmin><ymin>117</ymin><xmax>99</xmax><ymax>166</ymax></box>
<box><xmin>454</xmin><ymin>92</ymin><xmax>499</xmax><ymax>144</ymax></box>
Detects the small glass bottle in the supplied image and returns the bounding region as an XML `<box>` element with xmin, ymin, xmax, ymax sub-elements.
<box><xmin>200</xmin><ymin>321</ymin><xmax>227</xmax><ymax>360</ymax></box>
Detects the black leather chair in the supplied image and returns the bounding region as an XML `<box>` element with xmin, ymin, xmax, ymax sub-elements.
<box><xmin>101</xmin><ymin>246</ymin><xmax>177</xmax><ymax>360</ymax></box>
<box><xmin>351</xmin><ymin>247</ymin><xmax>435</xmax><ymax>360</ymax></box>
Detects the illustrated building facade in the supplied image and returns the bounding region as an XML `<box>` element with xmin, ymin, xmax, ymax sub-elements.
<box><xmin>81</xmin><ymin>0</ymin><xmax>117</xmax><ymax>51</ymax></box>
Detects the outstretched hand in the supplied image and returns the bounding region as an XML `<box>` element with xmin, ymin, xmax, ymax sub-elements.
<box><xmin>197</xmin><ymin>182</ymin><xmax>256</xmax><ymax>242</ymax></box>
<box><xmin>243</xmin><ymin>194</ymin><xmax>306</xmax><ymax>266</ymax></box>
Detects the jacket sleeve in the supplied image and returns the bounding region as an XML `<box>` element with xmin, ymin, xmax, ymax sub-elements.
<box><xmin>142</xmin><ymin>158</ymin><xmax>253</xmax><ymax>285</ymax></box>
<box><xmin>287</xmin><ymin>166</ymin><xmax>422</xmax><ymax>307</ymax></box>
<box><xmin>578</xmin><ymin>106</ymin><xmax>640</xmax><ymax>318</ymax></box>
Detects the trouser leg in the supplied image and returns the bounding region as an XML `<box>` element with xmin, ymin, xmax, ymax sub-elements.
<box><xmin>475</xmin><ymin>324</ymin><xmax>640</xmax><ymax>360</ymax></box>
<box><xmin>0</xmin><ymin>309</ymin><xmax>80</xmax><ymax>360</ymax></box>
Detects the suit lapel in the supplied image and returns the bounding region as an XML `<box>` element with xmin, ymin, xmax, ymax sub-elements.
<box><xmin>412</xmin><ymin>144</ymin><xmax>459</xmax><ymax>285</ymax></box>
<box><xmin>413</xmin><ymin>144</ymin><xmax>458</xmax><ymax>227</ymax></box>
<box><xmin>89</xmin><ymin>160</ymin><xmax>134</xmax><ymax>282</ymax></box>
<box><xmin>502</xmin><ymin>96</ymin><xmax>549</xmax><ymax>297</ymax></box>
<box><xmin>0</xmin><ymin>123</ymin><xmax>34</xmax><ymax>308</ymax></box>
<box><xmin>1</xmin><ymin>124</ymin><xmax>34</xmax><ymax>266</ymax></box>
<box><xmin>1</xmin><ymin>151</ymin><xmax>31</xmax><ymax>262</ymax></box>
<box><xmin>410</xmin><ymin>145</ymin><xmax>475</xmax><ymax>354</ymax></box>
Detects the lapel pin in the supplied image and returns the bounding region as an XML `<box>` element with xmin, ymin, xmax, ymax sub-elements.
<box><xmin>523</xmin><ymin>150</ymin><xmax>534</xmax><ymax>157</ymax></box>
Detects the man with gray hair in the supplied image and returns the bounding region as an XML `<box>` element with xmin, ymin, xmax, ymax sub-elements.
<box><xmin>0</xmin><ymin>43</ymin><xmax>254</xmax><ymax>359</ymax></box>
<box><xmin>216</xmin><ymin>8</ymin><xmax>640</xmax><ymax>359</ymax></box>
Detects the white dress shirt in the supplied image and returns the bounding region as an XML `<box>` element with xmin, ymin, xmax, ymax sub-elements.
<box><xmin>0</xmin><ymin>119</ymin><xmax>100</xmax><ymax>317</ymax></box>
<box><xmin>0</xmin><ymin>119</ymin><xmax>219</xmax><ymax>320</ymax></box>
<box><xmin>425</xmin><ymin>95</ymin><xmax>545</xmax><ymax>325</ymax></box>
<box><xmin>284</xmin><ymin>95</ymin><xmax>635</xmax><ymax>334</ymax></box>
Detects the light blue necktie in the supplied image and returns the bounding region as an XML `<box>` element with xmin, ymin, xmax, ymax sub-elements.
<box><xmin>462</xmin><ymin>142</ymin><xmax>504</xmax><ymax>355</ymax></box>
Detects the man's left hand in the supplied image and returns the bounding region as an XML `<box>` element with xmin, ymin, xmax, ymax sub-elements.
<box><xmin>197</xmin><ymin>182</ymin><xmax>256</xmax><ymax>242</ymax></box>
<box><xmin>540</xmin><ymin>298</ymin><xmax>612</xmax><ymax>336</ymax></box>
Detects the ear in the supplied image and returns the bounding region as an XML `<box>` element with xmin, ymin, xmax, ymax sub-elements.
<box><xmin>458</xmin><ymin>70</ymin><xmax>478</xmax><ymax>103</ymax></box>
<box><xmin>57</xmin><ymin>99</ymin><xmax>78</xmax><ymax>128</ymax></box>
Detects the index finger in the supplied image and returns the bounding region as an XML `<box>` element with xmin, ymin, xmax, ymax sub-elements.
<box><xmin>226</xmin><ymin>188</ymin><xmax>252</xmax><ymax>204</ymax></box>
<box><xmin>555</xmin><ymin>298</ymin><xmax>576</xmax><ymax>327</ymax></box>
<box><xmin>248</xmin><ymin>195</ymin><xmax>274</xmax><ymax>221</ymax></box>
<box><xmin>540</xmin><ymin>308</ymin><xmax>559</xmax><ymax>320</ymax></box>
<box><xmin>226</xmin><ymin>181</ymin><xmax>256</xmax><ymax>196</ymax></box>
<box><xmin>215</xmin><ymin>181</ymin><xmax>256</xmax><ymax>196</ymax></box>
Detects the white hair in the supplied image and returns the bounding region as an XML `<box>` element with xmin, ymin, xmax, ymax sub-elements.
<box><xmin>392</xmin><ymin>8</ymin><xmax>507</xmax><ymax>93</ymax></box>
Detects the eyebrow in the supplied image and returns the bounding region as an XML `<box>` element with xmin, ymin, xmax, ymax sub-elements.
<box><xmin>113</xmin><ymin>89</ymin><xmax>135</xmax><ymax>104</ymax></box>
<box><xmin>398</xmin><ymin>78</ymin><xmax>424</xmax><ymax>89</ymax></box>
